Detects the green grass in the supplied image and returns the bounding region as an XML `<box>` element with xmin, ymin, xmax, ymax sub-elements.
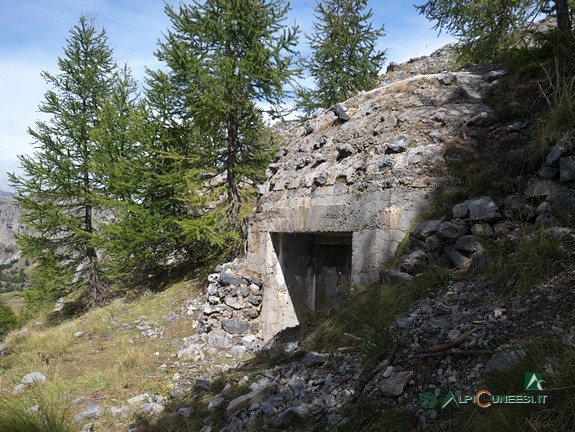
<box><xmin>0</xmin><ymin>279</ymin><xmax>202</xmax><ymax>432</ymax></box>
<box><xmin>1</xmin><ymin>292</ymin><xmax>26</xmax><ymax>315</ymax></box>
<box><xmin>482</xmin><ymin>226</ymin><xmax>569</xmax><ymax>297</ymax></box>
<box><xmin>426</xmin><ymin>338</ymin><xmax>575</xmax><ymax>432</ymax></box>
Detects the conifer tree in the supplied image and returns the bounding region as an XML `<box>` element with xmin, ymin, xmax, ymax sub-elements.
<box><xmin>145</xmin><ymin>0</ymin><xmax>298</xmax><ymax>254</ymax></box>
<box><xmin>417</xmin><ymin>0</ymin><xmax>572</xmax><ymax>62</ymax></box>
<box><xmin>9</xmin><ymin>16</ymin><xmax>133</xmax><ymax>305</ymax></box>
<box><xmin>296</xmin><ymin>0</ymin><xmax>386</xmax><ymax>115</ymax></box>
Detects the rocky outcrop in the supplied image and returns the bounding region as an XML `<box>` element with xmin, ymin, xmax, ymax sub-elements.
<box><xmin>0</xmin><ymin>202</ymin><xmax>21</xmax><ymax>264</ymax></box>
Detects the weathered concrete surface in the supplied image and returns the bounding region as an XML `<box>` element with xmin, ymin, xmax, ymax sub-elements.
<box><xmin>248</xmin><ymin>49</ymin><xmax>496</xmax><ymax>340</ymax></box>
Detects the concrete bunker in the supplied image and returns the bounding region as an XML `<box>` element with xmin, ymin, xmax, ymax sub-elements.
<box><xmin>271</xmin><ymin>232</ymin><xmax>352</xmax><ymax>321</ymax></box>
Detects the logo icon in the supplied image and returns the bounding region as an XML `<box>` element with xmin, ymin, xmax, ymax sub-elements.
<box><xmin>442</xmin><ymin>391</ymin><xmax>458</xmax><ymax>409</ymax></box>
<box><xmin>525</xmin><ymin>373</ymin><xmax>545</xmax><ymax>391</ymax></box>
<box><xmin>419</xmin><ymin>392</ymin><xmax>437</xmax><ymax>409</ymax></box>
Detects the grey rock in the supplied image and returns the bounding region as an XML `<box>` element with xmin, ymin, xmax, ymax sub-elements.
<box><xmin>485</xmin><ymin>70</ymin><xmax>506</xmax><ymax>82</ymax></box>
<box><xmin>13</xmin><ymin>384</ymin><xmax>26</xmax><ymax>394</ymax></box>
<box><xmin>436</xmin><ymin>220</ymin><xmax>469</xmax><ymax>242</ymax></box>
<box><xmin>303</xmin><ymin>351</ymin><xmax>329</xmax><ymax>367</ymax></box>
<box><xmin>74</xmin><ymin>403</ymin><xmax>103</xmax><ymax>422</ymax></box>
<box><xmin>226</xmin><ymin>384</ymin><xmax>275</xmax><ymax>418</ymax></box>
<box><xmin>209</xmin><ymin>331</ymin><xmax>230</xmax><ymax>348</ymax></box>
<box><xmin>314</xmin><ymin>174</ymin><xmax>327</xmax><ymax>186</ymax></box>
<box><xmin>504</xmin><ymin>194</ymin><xmax>535</xmax><ymax>221</ymax></box>
<box><xmin>221</xmin><ymin>319</ymin><xmax>249</xmax><ymax>335</ymax></box>
<box><xmin>249</xmin><ymin>295</ymin><xmax>262</xmax><ymax>306</ymax></box>
<box><xmin>110</xmin><ymin>406</ymin><xmax>130</xmax><ymax>418</ymax></box>
<box><xmin>411</xmin><ymin>220</ymin><xmax>441</xmax><ymax>240</ymax></box>
<box><xmin>452</xmin><ymin>202</ymin><xmax>469</xmax><ymax>219</ymax></box>
<box><xmin>219</xmin><ymin>271</ymin><xmax>246</xmax><ymax>287</ymax></box>
<box><xmin>224</xmin><ymin>297</ymin><xmax>245</xmax><ymax>310</ymax></box>
<box><xmin>467</xmin><ymin>111</ymin><xmax>495</xmax><ymax>127</ymax></box>
<box><xmin>242</xmin><ymin>308</ymin><xmax>259</xmax><ymax>320</ymax></box>
<box><xmin>127</xmin><ymin>394</ymin><xmax>150</xmax><ymax>406</ymax></box>
<box><xmin>471</xmin><ymin>223</ymin><xmax>494</xmax><ymax>238</ymax></box>
<box><xmin>22</xmin><ymin>372</ymin><xmax>47</xmax><ymax>384</ymax></box>
<box><xmin>379</xmin><ymin>157</ymin><xmax>395</xmax><ymax>169</ymax></box>
<box><xmin>455</xmin><ymin>235</ymin><xmax>484</xmax><ymax>254</ymax></box>
<box><xmin>395</xmin><ymin>317</ymin><xmax>415</xmax><ymax>330</ymax></box>
<box><xmin>379</xmin><ymin>371</ymin><xmax>414</xmax><ymax>397</ymax></box>
<box><xmin>386</xmin><ymin>135</ymin><xmax>409</xmax><ymax>153</ymax></box>
<box><xmin>304</xmin><ymin>121</ymin><xmax>314</xmax><ymax>135</ymax></box>
<box><xmin>199</xmin><ymin>427</ymin><xmax>212</xmax><ymax>432</ymax></box>
<box><xmin>524</xmin><ymin>179</ymin><xmax>557</xmax><ymax>200</ymax></box>
<box><xmin>548</xmin><ymin>189</ymin><xmax>575</xmax><ymax>219</ymax></box>
<box><xmin>538</xmin><ymin>166</ymin><xmax>558</xmax><ymax>179</ymax></box>
<box><xmin>399</xmin><ymin>250</ymin><xmax>428</xmax><ymax>274</ymax></box>
<box><xmin>425</xmin><ymin>234</ymin><xmax>445</xmax><ymax>252</ymax></box>
<box><xmin>208</xmin><ymin>397</ymin><xmax>225</xmax><ymax>410</ymax></box>
<box><xmin>560</xmin><ymin>156</ymin><xmax>575</xmax><ymax>182</ymax></box>
<box><xmin>546</xmin><ymin>142</ymin><xmax>568</xmax><ymax>166</ymax></box>
<box><xmin>261</xmin><ymin>401</ymin><xmax>277</xmax><ymax>416</ymax></box>
<box><xmin>177</xmin><ymin>407</ymin><xmax>194</xmax><ymax>418</ymax></box>
<box><xmin>0</xmin><ymin>343</ymin><xmax>8</xmax><ymax>357</ymax></box>
<box><xmin>468</xmin><ymin>196</ymin><xmax>502</xmax><ymax>223</ymax></box>
<box><xmin>274</xmin><ymin>407</ymin><xmax>308</xmax><ymax>429</ymax></box>
<box><xmin>445</xmin><ymin>245</ymin><xmax>470</xmax><ymax>268</ymax></box>
<box><xmin>380</xmin><ymin>270</ymin><xmax>413</xmax><ymax>285</ymax></box>
<box><xmin>332</xmin><ymin>104</ymin><xmax>350</xmax><ymax>122</ymax></box>
<box><xmin>438</xmin><ymin>74</ymin><xmax>456</xmax><ymax>86</ymax></box>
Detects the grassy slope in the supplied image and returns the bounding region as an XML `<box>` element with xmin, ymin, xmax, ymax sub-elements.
<box><xmin>0</xmin><ymin>280</ymin><xmax>201</xmax><ymax>432</ymax></box>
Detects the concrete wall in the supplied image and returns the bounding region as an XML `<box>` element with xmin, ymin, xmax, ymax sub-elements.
<box><xmin>248</xmin><ymin>188</ymin><xmax>431</xmax><ymax>340</ymax></box>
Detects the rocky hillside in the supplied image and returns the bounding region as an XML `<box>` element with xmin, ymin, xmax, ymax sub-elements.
<box><xmin>1</xmin><ymin>46</ymin><xmax>575</xmax><ymax>432</ymax></box>
<box><xmin>0</xmin><ymin>201</ymin><xmax>21</xmax><ymax>265</ymax></box>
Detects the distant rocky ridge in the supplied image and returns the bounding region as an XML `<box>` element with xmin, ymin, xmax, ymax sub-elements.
<box><xmin>0</xmin><ymin>189</ymin><xmax>13</xmax><ymax>206</ymax></box>
<box><xmin>0</xmin><ymin>200</ymin><xmax>21</xmax><ymax>265</ymax></box>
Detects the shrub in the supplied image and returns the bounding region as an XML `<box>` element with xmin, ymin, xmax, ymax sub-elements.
<box><xmin>0</xmin><ymin>298</ymin><xmax>18</xmax><ymax>340</ymax></box>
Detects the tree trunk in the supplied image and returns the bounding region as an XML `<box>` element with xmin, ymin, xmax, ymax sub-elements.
<box><xmin>226</xmin><ymin>113</ymin><xmax>243</xmax><ymax>235</ymax></box>
<box><xmin>555</xmin><ymin>0</ymin><xmax>571</xmax><ymax>31</ymax></box>
<box><xmin>83</xmin><ymin>172</ymin><xmax>109</xmax><ymax>306</ymax></box>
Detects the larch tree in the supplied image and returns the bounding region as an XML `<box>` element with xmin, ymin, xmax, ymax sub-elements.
<box><xmin>296</xmin><ymin>0</ymin><xmax>386</xmax><ymax>115</ymax></box>
<box><xmin>417</xmin><ymin>0</ymin><xmax>573</xmax><ymax>62</ymax></box>
<box><xmin>145</xmin><ymin>0</ymin><xmax>298</xmax><ymax>256</ymax></box>
<box><xmin>9</xmin><ymin>16</ymin><xmax>135</xmax><ymax>305</ymax></box>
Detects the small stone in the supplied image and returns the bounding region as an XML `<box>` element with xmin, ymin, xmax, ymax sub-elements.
<box><xmin>261</xmin><ymin>402</ymin><xmax>276</xmax><ymax>416</ymax></box>
<box><xmin>209</xmin><ymin>397</ymin><xmax>225</xmax><ymax>410</ymax></box>
<box><xmin>177</xmin><ymin>407</ymin><xmax>194</xmax><ymax>418</ymax></box>
<box><xmin>332</xmin><ymin>104</ymin><xmax>350</xmax><ymax>121</ymax></box>
<box><xmin>546</xmin><ymin>142</ymin><xmax>568</xmax><ymax>166</ymax></box>
<box><xmin>493</xmin><ymin>308</ymin><xmax>506</xmax><ymax>319</ymax></box>
<box><xmin>73</xmin><ymin>403</ymin><xmax>103</xmax><ymax>422</ymax></box>
<box><xmin>380</xmin><ymin>371</ymin><xmax>414</xmax><ymax>397</ymax></box>
<box><xmin>438</xmin><ymin>74</ymin><xmax>456</xmax><ymax>86</ymax></box>
<box><xmin>303</xmin><ymin>351</ymin><xmax>328</xmax><ymax>367</ymax></box>
<box><xmin>22</xmin><ymin>372</ymin><xmax>47</xmax><ymax>384</ymax></box>
<box><xmin>274</xmin><ymin>407</ymin><xmax>308</xmax><ymax>430</ymax></box>
<box><xmin>127</xmin><ymin>393</ymin><xmax>150</xmax><ymax>406</ymax></box>
<box><xmin>74</xmin><ymin>331</ymin><xmax>83</xmax><ymax>338</ymax></box>
<box><xmin>560</xmin><ymin>156</ymin><xmax>575</xmax><ymax>182</ymax></box>
<box><xmin>467</xmin><ymin>196</ymin><xmax>502</xmax><ymax>223</ymax></box>
<box><xmin>386</xmin><ymin>135</ymin><xmax>409</xmax><ymax>153</ymax></box>
<box><xmin>452</xmin><ymin>202</ymin><xmax>469</xmax><ymax>219</ymax></box>
<box><xmin>226</xmin><ymin>384</ymin><xmax>275</xmax><ymax>418</ymax></box>
<box><xmin>110</xmin><ymin>406</ymin><xmax>130</xmax><ymax>418</ymax></box>
<box><xmin>382</xmin><ymin>366</ymin><xmax>394</xmax><ymax>378</ymax></box>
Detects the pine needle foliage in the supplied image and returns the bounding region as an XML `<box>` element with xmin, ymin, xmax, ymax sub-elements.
<box><xmin>9</xmin><ymin>16</ymin><xmax>139</xmax><ymax>305</ymax></box>
<box><xmin>144</xmin><ymin>0</ymin><xmax>298</xmax><ymax>258</ymax></box>
<box><xmin>296</xmin><ymin>0</ymin><xmax>386</xmax><ymax>115</ymax></box>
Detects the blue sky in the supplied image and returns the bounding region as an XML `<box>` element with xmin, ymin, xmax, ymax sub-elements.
<box><xmin>0</xmin><ymin>0</ymin><xmax>453</xmax><ymax>190</ymax></box>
